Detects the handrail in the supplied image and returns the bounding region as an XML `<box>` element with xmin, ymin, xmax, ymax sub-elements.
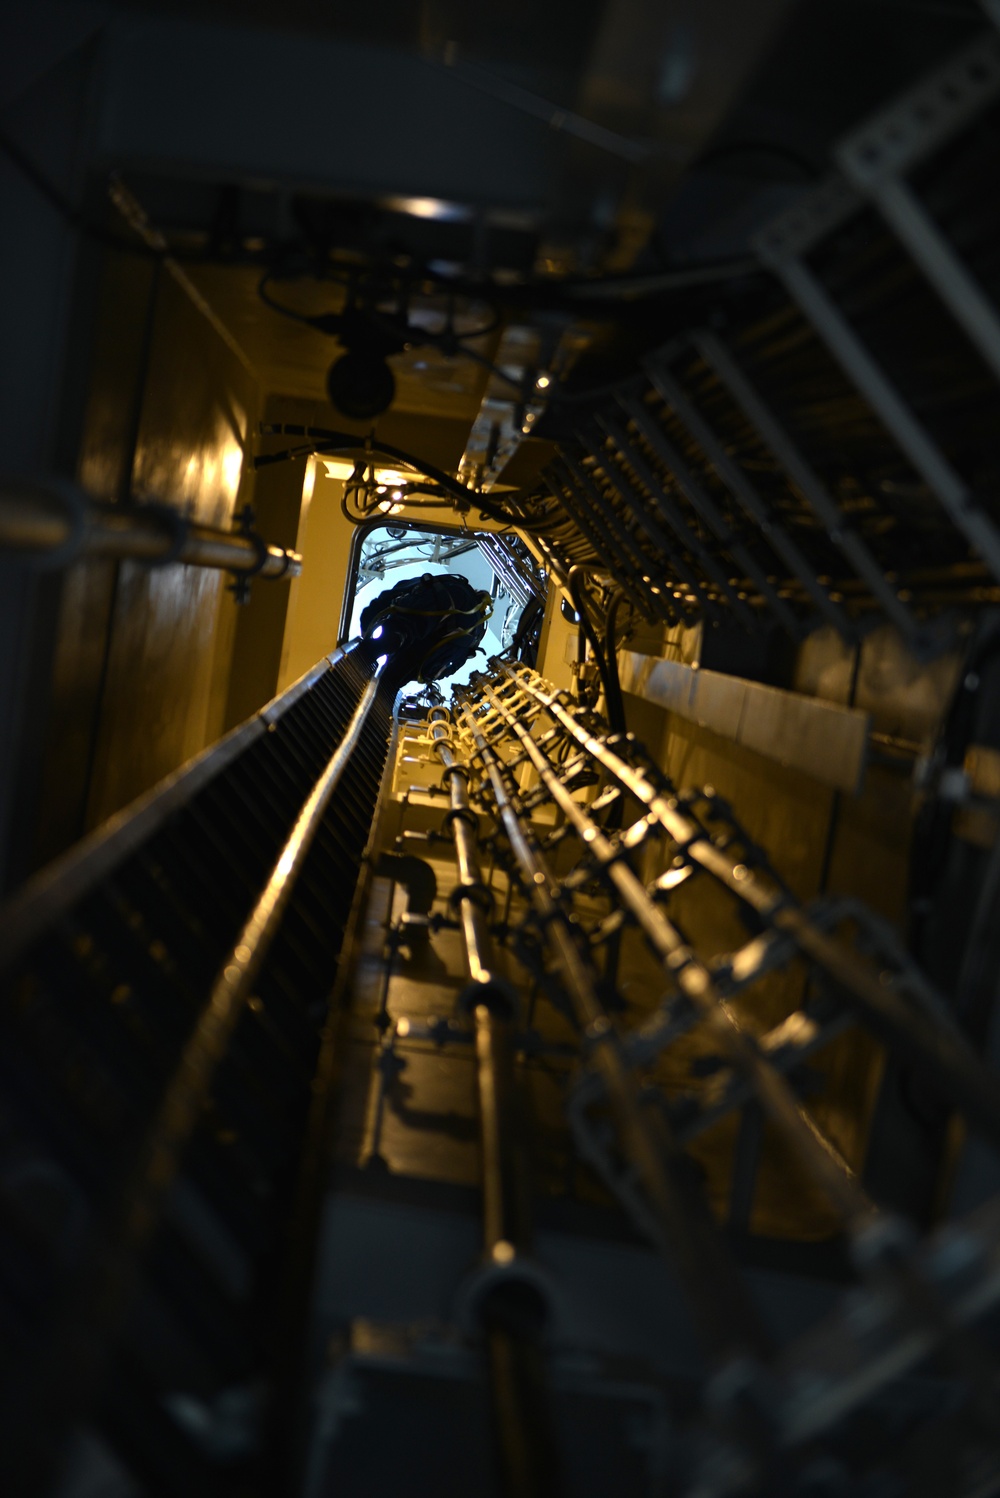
<box><xmin>0</xmin><ymin>642</ymin><xmax>361</xmax><ymax>970</ymax></box>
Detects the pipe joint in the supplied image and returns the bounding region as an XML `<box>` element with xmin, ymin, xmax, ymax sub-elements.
<box><xmin>442</xmin><ymin>804</ymin><xmax>479</xmax><ymax>835</ymax></box>
<box><xmin>449</xmin><ymin>876</ymin><xmax>494</xmax><ymax>915</ymax></box>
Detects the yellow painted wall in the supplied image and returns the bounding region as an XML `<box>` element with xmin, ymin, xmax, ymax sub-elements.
<box><xmin>33</xmin><ymin>255</ymin><xmax>261</xmax><ymax>862</ymax></box>
<box><xmin>278</xmin><ymin>464</ymin><xmax>356</xmax><ymax>690</ymax></box>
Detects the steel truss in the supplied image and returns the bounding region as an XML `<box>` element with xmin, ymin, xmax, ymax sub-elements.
<box><xmin>530</xmin><ymin>31</ymin><xmax>1000</xmax><ymax>649</ymax></box>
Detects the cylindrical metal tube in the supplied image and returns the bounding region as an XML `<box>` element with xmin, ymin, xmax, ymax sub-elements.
<box><xmin>484</xmin><ymin>663</ymin><xmax>1000</xmax><ymax>1424</ymax></box>
<box><xmin>457</xmin><ymin>699</ymin><xmax>772</xmax><ymax>1367</ymax></box>
<box><xmin>504</xmin><ymin>661</ymin><xmax>1000</xmax><ymax>1160</ymax></box>
<box><xmin>429</xmin><ymin>719</ymin><xmax>561</xmax><ymax>1498</ymax></box>
<box><xmin>478</xmin><ymin>674</ymin><xmax>874</xmax><ymax>1233</ymax></box>
<box><xmin>0</xmin><ymin>485</ymin><xmax>301</xmax><ymax>579</ymax></box>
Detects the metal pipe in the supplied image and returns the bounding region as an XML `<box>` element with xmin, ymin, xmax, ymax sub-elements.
<box><xmin>475</xmin><ymin>671</ymin><xmax>1000</xmax><ymax>1425</ymax></box>
<box><xmin>0</xmin><ymin>483</ymin><xmax>302</xmax><ymax>579</ymax></box>
<box><xmin>429</xmin><ymin>719</ymin><xmax>562</xmax><ymax>1498</ymax></box>
<box><xmin>576</xmin><ymin>424</ymin><xmax>729</xmax><ymax>624</ymax></box>
<box><xmin>456</xmin><ymin>701</ymin><xmax>772</xmax><ymax>1367</ymax></box>
<box><xmin>504</xmin><ymin>663</ymin><xmax>1000</xmax><ymax>1159</ymax></box>
<box><xmin>549</xmin><ymin>458</ymin><xmax>673</xmax><ymax>623</ymax></box>
<box><xmin>476</xmin><ymin>676</ymin><xmax>875</xmax><ymax>1235</ymax></box>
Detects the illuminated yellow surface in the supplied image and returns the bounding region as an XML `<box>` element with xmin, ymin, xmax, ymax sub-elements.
<box><xmin>36</xmin><ymin>262</ymin><xmax>259</xmax><ymax>856</ymax></box>
<box><xmin>278</xmin><ymin>467</ymin><xmax>356</xmax><ymax>690</ymax></box>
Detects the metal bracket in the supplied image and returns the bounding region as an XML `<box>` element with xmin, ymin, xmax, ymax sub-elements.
<box><xmin>754</xmin><ymin>219</ymin><xmax>1000</xmax><ymax>587</ymax></box>
<box><xmin>691</xmin><ymin>328</ymin><xmax>923</xmax><ymax>646</ymax></box>
<box><xmin>836</xmin><ymin>34</ymin><xmax>1000</xmax><ymax>388</ymax></box>
<box><xmin>837</xmin><ymin>31</ymin><xmax>1000</xmax><ymax>187</ymax></box>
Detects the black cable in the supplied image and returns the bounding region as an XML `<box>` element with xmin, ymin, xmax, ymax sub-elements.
<box><xmin>257</xmin><ymin>270</ymin><xmax>325</xmax><ymax>325</ymax></box>
<box><xmin>420</xmin><ymin>251</ymin><xmax>767</xmax><ymax>303</ymax></box>
<box><xmin>255</xmin><ymin>260</ymin><xmax>766</xmax><ymax>403</ymax></box>
<box><xmin>603</xmin><ymin>588</ymin><xmax>629</xmax><ymax>737</ymax></box>
<box><xmin>365</xmin><ymin>301</ymin><xmax>503</xmax><ymax>351</ymax></box>
<box><xmin>256</xmin><ymin>426</ymin><xmax>562</xmax><ymax>533</ymax></box>
<box><xmin>693</xmin><ymin>139</ymin><xmax>823</xmax><ymax>181</ymax></box>
<box><xmin>506</xmin><ymin>596</ymin><xmax>544</xmax><ymax>666</ymax></box>
<box><xmin>568</xmin><ymin>566</ymin><xmax>620</xmax><ymax>725</ymax></box>
<box><xmin>257</xmin><ymin>269</ymin><xmax>518</xmax><ymax>390</ymax></box>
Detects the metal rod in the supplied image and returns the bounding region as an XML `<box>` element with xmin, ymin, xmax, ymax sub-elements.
<box><xmin>876</xmin><ymin>175</ymin><xmax>1000</xmax><ymax>383</ymax></box>
<box><xmin>596</xmin><ymin>409</ymin><xmax>749</xmax><ymax>623</ymax></box>
<box><xmin>456</xmin><ymin>700</ymin><xmax>772</xmax><ymax>1367</ymax></box>
<box><xmin>429</xmin><ymin>718</ymin><xmax>562</xmax><ymax>1498</ymax></box>
<box><xmin>756</xmin><ymin>248</ymin><xmax>1000</xmax><ymax>585</ymax></box>
<box><xmin>545</xmin><ymin>466</ymin><xmax>648</xmax><ymax>599</ymax></box>
<box><xmin>504</xmin><ymin>664</ymin><xmax>1000</xmax><ymax>1156</ymax></box>
<box><xmin>616</xmin><ymin>392</ymin><xmax>788</xmax><ymax>632</ymax></box>
<box><xmin>0</xmin><ymin>648</ymin><xmax>354</xmax><ymax>972</ymax></box>
<box><xmin>476</xmin><ymin>677</ymin><xmax>874</xmax><ymax>1235</ymax></box>
<box><xmin>555</xmin><ymin>455</ymin><xmax>677</xmax><ymax>623</ymax></box>
<box><xmin>131</xmin><ymin>660</ymin><xmax>386</xmax><ymax>1241</ymax></box>
<box><xmin>477</xmin><ymin>669</ymin><xmax>1000</xmax><ymax>1426</ymax></box>
<box><xmin>645</xmin><ymin>356</ymin><xmax>852</xmax><ymax>637</ymax></box>
<box><xmin>0</xmin><ymin>483</ymin><xmax>302</xmax><ymax>579</ymax></box>
<box><xmin>642</xmin><ymin>364</ymin><xmax>805</xmax><ymax>638</ymax></box>
<box><xmin>575</xmin><ymin>425</ymin><xmax>722</xmax><ymax>621</ymax></box>
<box><xmin>692</xmin><ymin>329</ymin><xmax>920</xmax><ymax>642</ymax></box>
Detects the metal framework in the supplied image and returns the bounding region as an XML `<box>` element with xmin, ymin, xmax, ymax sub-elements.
<box><xmin>4</xmin><ymin>632</ymin><xmax>1000</xmax><ymax>1493</ymax></box>
<box><xmin>517</xmin><ymin>31</ymin><xmax>1000</xmax><ymax>650</ymax></box>
<box><xmin>363</xmin><ymin>659</ymin><xmax>1000</xmax><ymax>1496</ymax></box>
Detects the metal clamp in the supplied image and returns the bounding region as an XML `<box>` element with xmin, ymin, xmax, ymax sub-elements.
<box><xmin>228</xmin><ymin>503</ymin><xmax>271</xmax><ymax>603</ymax></box>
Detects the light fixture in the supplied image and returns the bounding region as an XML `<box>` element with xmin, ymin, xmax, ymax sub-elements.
<box><xmin>380</xmin><ymin>195</ymin><xmax>473</xmax><ymax>223</ymax></box>
<box><xmin>322</xmin><ymin>461</ymin><xmax>419</xmax><ymax>486</ymax></box>
<box><xmin>536</xmin><ymin>373</ymin><xmax>551</xmax><ymax>390</ymax></box>
<box><xmin>326</xmin><ymin>349</ymin><xmax>396</xmax><ymax>420</ymax></box>
<box><xmin>322</xmin><ymin>459</ymin><xmax>357</xmax><ymax>480</ymax></box>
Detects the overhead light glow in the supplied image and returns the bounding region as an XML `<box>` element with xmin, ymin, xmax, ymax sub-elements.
<box><xmin>321</xmin><ymin>461</ymin><xmax>416</xmax><ymax>485</ymax></box>
<box><xmin>322</xmin><ymin>459</ymin><xmax>357</xmax><ymax>480</ymax></box>
<box><xmin>536</xmin><ymin>374</ymin><xmax>551</xmax><ymax>390</ymax></box>
<box><xmin>381</xmin><ymin>194</ymin><xmax>473</xmax><ymax>223</ymax></box>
